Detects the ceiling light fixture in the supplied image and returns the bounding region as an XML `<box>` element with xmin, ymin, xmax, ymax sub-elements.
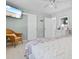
<box><xmin>44</xmin><ymin>0</ymin><xmax>56</xmax><ymax>8</ymax></box>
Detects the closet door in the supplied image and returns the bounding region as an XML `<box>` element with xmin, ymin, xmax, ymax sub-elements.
<box><xmin>27</xmin><ymin>14</ymin><xmax>37</xmax><ymax>40</ymax></box>
<box><xmin>37</xmin><ymin>16</ymin><xmax>45</xmax><ymax>38</ymax></box>
<box><xmin>45</xmin><ymin>17</ymin><xmax>57</xmax><ymax>38</ymax></box>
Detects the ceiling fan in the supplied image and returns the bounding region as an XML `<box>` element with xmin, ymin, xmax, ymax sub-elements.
<box><xmin>44</xmin><ymin>0</ymin><xmax>57</xmax><ymax>8</ymax></box>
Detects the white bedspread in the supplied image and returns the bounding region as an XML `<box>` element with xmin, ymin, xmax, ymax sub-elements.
<box><xmin>25</xmin><ymin>36</ymin><xmax>72</xmax><ymax>59</ymax></box>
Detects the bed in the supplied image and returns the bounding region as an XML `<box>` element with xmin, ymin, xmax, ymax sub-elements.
<box><xmin>25</xmin><ymin>36</ymin><xmax>72</xmax><ymax>59</ymax></box>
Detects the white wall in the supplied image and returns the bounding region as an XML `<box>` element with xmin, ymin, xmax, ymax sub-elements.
<box><xmin>6</xmin><ymin>9</ymin><xmax>72</xmax><ymax>40</ymax></box>
<box><xmin>56</xmin><ymin>9</ymin><xmax>72</xmax><ymax>28</ymax></box>
<box><xmin>55</xmin><ymin>9</ymin><xmax>72</xmax><ymax>37</ymax></box>
<box><xmin>27</xmin><ymin>14</ymin><xmax>37</xmax><ymax>40</ymax></box>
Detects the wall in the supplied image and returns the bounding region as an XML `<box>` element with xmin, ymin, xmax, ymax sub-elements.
<box><xmin>44</xmin><ymin>9</ymin><xmax>72</xmax><ymax>38</ymax></box>
<box><xmin>6</xmin><ymin>13</ymin><xmax>44</xmax><ymax>40</ymax></box>
<box><xmin>55</xmin><ymin>9</ymin><xmax>72</xmax><ymax>37</ymax></box>
<box><xmin>56</xmin><ymin>9</ymin><xmax>72</xmax><ymax>28</ymax></box>
<box><xmin>6</xmin><ymin>15</ymin><xmax>28</xmax><ymax>40</ymax></box>
<box><xmin>6</xmin><ymin>9</ymin><xmax>72</xmax><ymax>40</ymax></box>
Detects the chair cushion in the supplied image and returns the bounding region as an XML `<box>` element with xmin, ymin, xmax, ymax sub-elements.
<box><xmin>15</xmin><ymin>37</ymin><xmax>22</xmax><ymax>39</ymax></box>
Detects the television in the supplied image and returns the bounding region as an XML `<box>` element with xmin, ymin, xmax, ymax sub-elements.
<box><xmin>6</xmin><ymin>5</ymin><xmax>22</xmax><ymax>18</ymax></box>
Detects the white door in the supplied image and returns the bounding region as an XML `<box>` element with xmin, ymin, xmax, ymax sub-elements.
<box><xmin>45</xmin><ymin>17</ymin><xmax>57</xmax><ymax>38</ymax></box>
<box><xmin>27</xmin><ymin>14</ymin><xmax>37</xmax><ymax>40</ymax></box>
<box><xmin>37</xmin><ymin>16</ymin><xmax>45</xmax><ymax>38</ymax></box>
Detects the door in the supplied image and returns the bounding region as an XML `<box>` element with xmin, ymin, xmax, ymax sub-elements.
<box><xmin>45</xmin><ymin>17</ymin><xmax>57</xmax><ymax>38</ymax></box>
<box><xmin>27</xmin><ymin>14</ymin><xmax>37</xmax><ymax>40</ymax></box>
<box><xmin>37</xmin><ymin>16</ymin><xmax>45</xmax><ymax>38</ymax></box>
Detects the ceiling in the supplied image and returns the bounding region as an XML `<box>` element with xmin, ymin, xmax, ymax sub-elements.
<box><xmin>6</xmin><ymin>0</ymin><xmax>72</xmax><ymax>17</ymax></box>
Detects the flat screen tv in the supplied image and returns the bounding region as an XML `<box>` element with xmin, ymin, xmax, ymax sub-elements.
<box><xmin>6</xmin><ymin>5</ymin><xmax>22</xmax><ymax>18</ymax></box>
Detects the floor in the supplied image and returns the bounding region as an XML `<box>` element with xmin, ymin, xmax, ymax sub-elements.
<box><xmin>6</xmin><ymin>40</ymin><xmax>27</xmax><ymax>59</ymax></box>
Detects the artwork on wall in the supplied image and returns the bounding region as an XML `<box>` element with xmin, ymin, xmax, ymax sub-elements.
<box><xmin>61</xmin><ymin>17</ymin><xmax>68</xmax><ymax>25</ymax></box>
<box><xmin>57</xmin><ymin>17</ymin><xmax>69</xmax><ymax>30</ymax></box>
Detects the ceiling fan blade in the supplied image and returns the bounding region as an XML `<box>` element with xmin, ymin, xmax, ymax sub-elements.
<box><xmin>44</xmin><ymin>4</ymin><xmax>57</xmax><ymax>9</ymax></box>
<box><xmin>53</xmin><ymin>3</ymin><xmax>57</xmax><ymax>8</ymax></box>
<box><xmin>56</xmin><ymin>0</ymin><xmax>69</xmax><ymax>3</ymax></box>
<box><xmin>44</xmin><ymin>4</ymin><xmax>49</xmax><ymax>8</ymax></box>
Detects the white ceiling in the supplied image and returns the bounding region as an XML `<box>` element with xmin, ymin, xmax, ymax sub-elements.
<box><xmin>6</xmin><ymin>0</ymin><xmax>72</xmax><ymax>17</ymax></box>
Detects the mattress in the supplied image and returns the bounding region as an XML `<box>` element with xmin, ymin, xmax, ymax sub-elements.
<box><xmin>25</xmin><ymin>36</ymin><xmax>72</xmax><ymax>59</ymax></box>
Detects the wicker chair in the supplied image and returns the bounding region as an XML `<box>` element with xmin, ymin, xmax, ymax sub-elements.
<box><xmin>6</xmin><ymin>28</ymin><xmax>23</xmax><ymax>47</ymax></box>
